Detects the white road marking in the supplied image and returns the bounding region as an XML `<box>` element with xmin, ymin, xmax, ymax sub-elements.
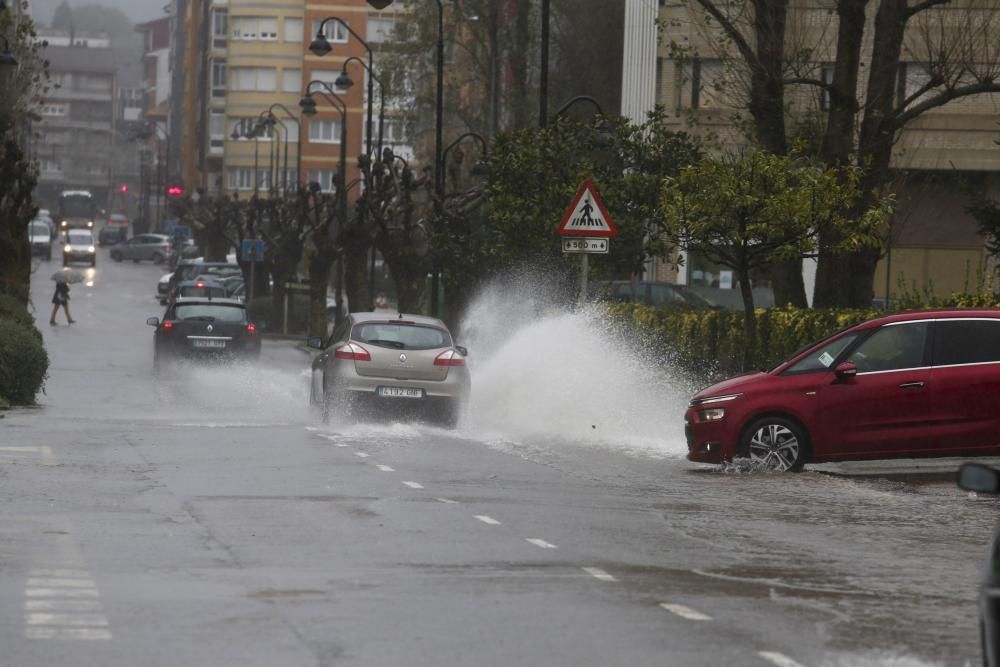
<box><xmin>26</xmin><ymin>588</ymin><xmax>99</xmax><ymax>598</ymax></box>
<box><xmin>25</xmin><ymin>600</ymin><xmax>102</xmax><ymax>612</ymax></box>
<box><xmin>581</xmin><ymin>567</ymin><xmax>617</xmax><ymax>582</ymax></box>
<box><xmin>474</xmin><ymin>515</ymin><xmax>501</xmax><ymax>525</ymax></box>
<box><xmin>354</xmin><ymin>452</ymin><xmax>369</xmax><ymax>458</ymax></box>
<box><xmin>304</xmin><ymin>426</ymin><xmax>318</xmax><ymax>432</ymax></box>
<box><xmin>27</xmin><ymin>578</ymin><xmax>96</xmax><ymax>588</ymax></box>
<box><xmin>25</xmin><ymin>628</ymin><xmax>112</xmax><ymax>640</ymax></box>
<box><xmin>436</xmin><ymin>497</ymin><xmax>459</xmax><ymax>504</ymax></box>
<box><xmin>0</xmin><ymin>446</ymin><xmax>56</xmax><ymax>464</ymax></box>
<box><xmin>659</xmin><ymin>603</ymin><xmax>712</xmax><ymax>621</ymax></box>
<box><xmin>29</xmin><ymin>569</ymin><xmax>90</xmax><ymax>578</ymax></box>
<box><xmin>25</xmin><ymin>613</ymin><xmax>109</xmax><ymax>626</ymax></box>
<box><xmin>526</xmin><ymin>538</ymin><xmax>558</xmax><ymax>549</ymax></box>
<box><xmin>759</xmin><ymin>651</ymin><xmax>808</xmax><ymax>667</ymax></box>
<box><xmin>403</xmin><ymin>481</ymin><xmax>424</xmax><ymax>489</ymax></box>
<box><xmin>375</xmin><ymin>465</ymin><xmax>395</xmax><ymax>472</ymax></box>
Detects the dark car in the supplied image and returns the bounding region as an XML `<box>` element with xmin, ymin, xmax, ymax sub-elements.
<box><xmin>686</xmin><ymin>309</ymin><xmax>1000</xmax><ymax>471</ymax></box>
<box><xmin>957</xmin><ymin>463</ymin><xmax>1000</xmax><ymax>667</ymax></box>
<box><xmin>146</xmin><ymin>297</ymin><xmax>260</xmax><ymax>370</ymax></box>
<box><xmin>98</xmin><ymin>221</ymin><xmax>128</xmax><ymax>246</ymax></box>
<box><xmin>594</xmin><ymin>280</ymin><xmax>717</xmax><ymax>309</ymax></box>
<box><xmin>160</xmin><ymin>260</ymin><xmax>241</xmax><ymax>304</ymax></box>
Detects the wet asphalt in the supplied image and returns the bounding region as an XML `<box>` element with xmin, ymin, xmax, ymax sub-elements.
<box><xmin>0</xmin><ymin>246</ymin><xmax>994</xmax><ymax>667</ymax></box>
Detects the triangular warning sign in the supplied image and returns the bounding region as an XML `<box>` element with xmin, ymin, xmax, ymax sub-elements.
<box><xmin>557</xmin><ymin>179</ymin><xmax>618</xmax><ymax>237</ymax></box>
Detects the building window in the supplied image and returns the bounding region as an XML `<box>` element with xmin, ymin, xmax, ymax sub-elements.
<box><xmin>307</xmin><ymin>169</ymin><xmax>336</xmax><ymax>192</ymax></box>
<box><xmin>367</xmin><ymin>15</ymin><xmax>396</xmax><ymax>43</ymax></box>
<box><xmin>231</xmin><ymin>16</ymin><xmax>277</xmax><ymax>41</ymax></box>
<box><xmin>256</xmin><ymin>169</ymin><xmax>272</xmax><ymax>191</ymax></box>
<box><xmin>898</xmin><ymin>63</ymin><xmax>932</xmax><ymax>108</ymax></box>
<box><xmin>368</xmin><ymin>117</ymin><xmax>405</xmax><ymax>145</ymax></box>
<box><xmin>212</xmin><ymin>8</ymin><xmax>228</xmax><ymax>47</ymax></box>
<box><xmin>41</xmin><ymin>103</ymin><xmax>68</xmax><ymax>116</ymax></box>
<box><xmin>282</xmin><ymin>68</ymin><xmax>302</xmax><ymax>93</ymax></box>
<box><xmin>209</xmin><ymin>111</ymin><xmax>225</xmax><ymax>153</ymax></box>
<box><xmin>284</xmin><ymin>17</ymin><xmax>303</xmax><ymax>43</ymax></box>
<box><xmin>819</xmin><ymin>64</ymin><xmax>834</xmax><ymax>111</ymax></box>
<box><xmin>230</xmin><ymin>67</ymin><xmax>277</xmax><ymax>92</ymax></box>
<box><xmin>308</xmin><ymin>119</ymin><xmax>341</xmax><ymax>143</ymax></box>
<box><xmin>686</xmin><ymin>59</ymin><xmax>723</xmax><ymax>109</ymax></box>
<box><xmin>311</xmin><ymin>19</ymin><xmax>348</xmax><ymax>43</ymax></box>
<box><xmin>307</xmin><ymin>69</ymin><xmax>349</xmax><ymax>95</ymax></box>
<box><xmin>228</xmin><ymin>167</ymin><xmax>253</xmax><ymax>191</ymax></box>
<box><xmin>39</xmin><ymin>159</ymin><xmax>63</xmax><ymax>173</ymax></box>
<box><xmin>211</xmin><ymin>60</ymin><xmax>227</xmax><ymax>98</ymax></box>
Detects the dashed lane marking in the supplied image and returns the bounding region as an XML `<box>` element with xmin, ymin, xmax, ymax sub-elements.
<box><xmin>375</xmin><ymin>465</ymin><xmax>395</xmax><ymax>472</ymax></box>
<box><xmin>318</xmin><ymin>435</ymin><xmax>349</xmax><ymax>447</ymax></box>
<box><xmin>0</xmin><ymin>446</ymin><xmax>56</xmax><ymax>465</ymax></box>
<box><xmin>25</xmin><ymin>628</ymin><xmax>113</xmax><ymax>640</ymax></box>
<box><xmin>27</xmin><ymin>578</ymin><xmax>96</xmax><ymax>588</ymax></box>
<box><xmin>26</xmin><ymin>588</ymin><xmax>99</xmax><ymax>598</ymax></box>
<box><xmin>526</xmin><ymin>538</ymin><xmax>558</xmax><ymax>549</ymax></box>
<box><xmin>474</xmin><ymin>515</ymin><xmax>501</xmax><ymax>525</ymax></box>
<box><xmin>759</xmin><ymin>651</ymin><xmax>808</xmax><ymax>667</ymax></box>
<box><xmin>24</xmin><ymin>567</ymin><xmax>111</xmax><ymax>640</ymax></box>
<box><xmin>659</xmin><ymin>603</ymin><xmax>712</xmax><ymax>621</ymax></box>
<box><xmin>304</xmin><ymin>426</ymin><xmax>318</xmax><ymax>432</ymax></box>
<box><xmin>436</xmin><ymin>498</ymin><xmax>459</xmax><ymax>504</ymax></box>
<box><xmin>25</xmin><ymin>600</ymin><xmax>102</xmax><ymax>612</ymax></box>
<box><xmin>403</xmin><ymin>482</ymin><xmax>424</xmax><ymax>489</ymax></box>
<box><xmin>354</xmin><ymin>452</ymin><xmax>370</xmax><ymax>458</ymax></box>
<box><xmin>581</xmin><ymin>567</ymin><xmax>617</xmax><ymax>582</ymax></box>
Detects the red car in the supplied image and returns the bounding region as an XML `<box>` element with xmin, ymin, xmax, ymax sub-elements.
<box><xmin>686</xmin><ymin>309</ymin><xmax>1000</xmax><ymax>471</ymax></box>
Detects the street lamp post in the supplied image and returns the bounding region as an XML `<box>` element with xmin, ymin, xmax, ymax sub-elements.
<box><xmin>336</xmin><ymin>56</ymin><xmax>386</xmax><ymax>160</ymax></box>
<box><xmin>441</xmin><ymin>132</ymin><xmax>489</xmax><ymax>190</ymax></box>
<box><xmin>267</xmin><ymin>102</ymin><xmax>303</xmax><ymax>192</ymax></box>
<box><xmin>309</xmin><ymin>17</ymin><xmax>375</xmax><ymax>160</ymax></box>
<box><xmin>301</xmin><ymin>81</ymin><xmax>350</xmax><ymax>325</ymax></box>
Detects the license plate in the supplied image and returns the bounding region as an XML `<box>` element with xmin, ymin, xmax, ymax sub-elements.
<box><xmin>378</xmin><ymin>387</ymin><xmax>423</xmax><ymax>399</ymax></box>
<box><xmin>192</xmin><ymin>339</ymin><xmax>226</xmax><ymax>349</ymax></box>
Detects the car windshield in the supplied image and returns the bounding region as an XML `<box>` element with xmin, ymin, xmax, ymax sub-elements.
<box><xmin>352</xmin><ymin>323</ymin><xmax>451</xmax><ymax>350</ymax></box>
<box><xmin>30</xmin><ymin>222</ymin><xmax>49</xmax><ymax>235</ymax></box>
<box><xmin>173</xmin><ymin>304</ymin><xmax>246</xmax><ymax>322</ymax></box>
<box><xmin>67</xmin><ymin>232</ymin><xmax>92</xmax><ymax>245</ymax></box>
<box><xmin>179</xmin><ymin>286</ymin><xmax>226</xmax><ymax>298</ymax></box>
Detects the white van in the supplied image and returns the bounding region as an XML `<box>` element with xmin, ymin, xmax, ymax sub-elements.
<box><xmin>28</xmin><ymin>219</ymin><xmax>52</xmax><ymax>260</ymax></box>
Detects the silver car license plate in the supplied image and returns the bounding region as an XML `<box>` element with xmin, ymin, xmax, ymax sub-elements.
<box><xmin>192</xmin><ymin>339</ymin><xmax>226</xmax><ymax>349</ymax></box>
<box><xmin>378</xmin><ymin>387</ymin><xmax>423</xmax><ymax>399</ymax></box>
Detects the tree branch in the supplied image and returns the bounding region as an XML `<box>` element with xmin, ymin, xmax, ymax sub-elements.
<box><xmin>906</xmin><ymin>0</ymin><xmax>950</xmax><ymax>19</ymax></box>
<box><xmin>782</xmin><ymin>76</ymin><xmax>834</xmax><ymax>93</ymax></box>
<box><xmin>691</xmin><ymin>0</ymin><xmax>760</xmax><ymax>71</ymax></box>
<box><xmin>892</xmin><ymin>80</ymin><xmax>1000</xmax><ymax>129</ymax></box>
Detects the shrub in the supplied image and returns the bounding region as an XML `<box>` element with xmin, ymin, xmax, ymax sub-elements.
<box><xmin>0</xmin><ymin>293</ymin><xmax>36</xmax><ymax>330</ymax></box>
<box><xmin>607</xmin><ymin>303</ymin><xmax>878</xmax><ymax>380</ymax></box>
<box><xmin>0</xmin><ymin>319</ymin><xmax>48</xmax><ymax>405</ymax></box>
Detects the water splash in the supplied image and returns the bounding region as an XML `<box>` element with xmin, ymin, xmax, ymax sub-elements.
<box><xmin>456</xmin><ymin>275</ymin><xmax>695</xmax><ymax>457</ymax></box>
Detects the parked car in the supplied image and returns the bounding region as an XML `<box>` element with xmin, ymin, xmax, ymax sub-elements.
<box><xmin>28</xmin><ymin>219</ymin><xmax>53</xmax><ymax>259</ymax></box>
<box><xmin>171</xmin><ymin>279</ymin><xmax>227</xmax><ymax>301</ymax></box>
<box><xmin>63</xmin><ymin>229</ymin><xmax>96</xmax><ymax>267</ymax></box>
<box><xmin>37</xmin><ymin>210</ymin><xmax>57</xmax><ymax>240</ymax></box>
<box><xmin>147</xmin><ymin>297</ymin><xmax>260</xmax><ymax>371</ymax></box>
<box><xmin>158</xmin><ymin>260</ymin><xmax>241</xmax><ymax>304</ymax></box>
<box><xmin>957</xmin><ymin>462</ymin><xmax>1000</xmax><ymax>667</ymax></box>
<box><xmin>110</xmin><ymin>234</ymin><xmax>172</xmax><ymax>264</ymax></box>
<box><xmin>308</xmin><ymin>313</ymin><xmax>470</xmax><ymax>426</ymax></box>
<box><xmin>593</xmin><ymin>280</ymin><xmax>717</xmax><ymax>309</ymax></box>
<box><xmin>685</xmin><ymin>309</ymin><xmax>1000</xmax><ymax>471</ymax></box>
<box><xmin>98</xmin><ymin>221</ymin><xmax>128</xmax><ymax>246</ymax></box>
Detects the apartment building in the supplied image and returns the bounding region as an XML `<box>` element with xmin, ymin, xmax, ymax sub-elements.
<box><xmin>623</xmin><ymin>0</ymin><xmax>1000</xmax><ymax>301</ymax></box>
<box><xmin>168</xmin><ymin>0</ymin><xmax>412</xmax><ymax>199</ymax></box>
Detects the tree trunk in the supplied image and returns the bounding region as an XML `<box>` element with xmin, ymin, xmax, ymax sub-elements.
<box><xmin>308</xmin><ymin>244</ymin><xmax>335</xmax><ymax>339</ymax></box>
<box><xmin>343</xmin><ymin>241</ymin><xmax>371</xmax><ymax>315</ymax></box>
<box><xmin>739</xmin><ymin>266</ymin><xmax>757</xmax><ymax>371</ymax></box>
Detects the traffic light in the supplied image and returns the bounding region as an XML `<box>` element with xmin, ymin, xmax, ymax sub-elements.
<box><xmin>120</xmin><ymin>184</ymin><xmax>128</xmax><ymax>194</ymax></box>
<box><xmin>166</xmin><ymin>185</ymin><xmax>184</xmax><ymax>197</ymax></box>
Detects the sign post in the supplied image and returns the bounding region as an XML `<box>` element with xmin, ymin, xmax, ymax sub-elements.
<box><xmin>242</xmin><ymin>238</ymin><xmax>265</xmax><ymax>304</ymax></box>
<box><xmin>557</xmin><ymin>179</ymin><xmax>619</xmax><ymax>304</ymax></box>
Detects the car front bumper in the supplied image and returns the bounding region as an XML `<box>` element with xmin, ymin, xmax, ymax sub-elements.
<box><xmin>685</xmin><ymin>408</ymin><xmax>737</xmax><ymax>463</ymax></box>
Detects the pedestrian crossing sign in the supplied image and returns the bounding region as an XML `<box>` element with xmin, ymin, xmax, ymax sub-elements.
<box><xmin>557</xmin><ymin>179</ymin><xmax>618</xmax><ymax>237</ymax></box>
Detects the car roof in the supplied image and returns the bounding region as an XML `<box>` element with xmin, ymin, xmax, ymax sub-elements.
<box><xmin>177</xmin><ymin>279</ymin><xmax>225</xmax><ymax>287</ymax></box>
<box><xmin>172</xmin><ymin>297</ymin><xmax>245</xmax><ymax>306</ymax></box>
<box><xmin>179</xmin><ymin>259</ymin><xmax>237</xmax><ymax>267</ymax></box>
<box><xmin>66</xmin><ymin>230</ymin><xmax>93</xmax><ymax>238</ymax></box>
<box><xmin>854</xmin><ymin>308</ymin><xmax>1000</xmax><ymax>329</ymax></box>
<box><xmin>350</xmin><ymin>312</ymin><xmax>448</xmax><ymax>328</ymax></box>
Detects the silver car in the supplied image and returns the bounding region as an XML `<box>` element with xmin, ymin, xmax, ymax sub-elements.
<box><xmin>109</xmin><ymin>234</ymin><xmax>172</xmax><ymax>264</ymax></box>
<box><xmin>308</xmin><ymin>313</ymin><xmax>470</xmax><ymax>426</ymax></box>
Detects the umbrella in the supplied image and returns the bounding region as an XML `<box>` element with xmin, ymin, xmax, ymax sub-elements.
<box><xmin>51</xmin><ymin>269</ymin><xmax>84</xmax><ymax>284</ymax></box>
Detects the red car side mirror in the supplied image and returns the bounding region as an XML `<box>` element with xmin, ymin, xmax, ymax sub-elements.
<box><xmin>834</xmin><ymin>361</ymin><xmax>857</xmax><ymax>379</ymax></box>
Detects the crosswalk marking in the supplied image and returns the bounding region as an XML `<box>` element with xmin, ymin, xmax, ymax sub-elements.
<box><xmin>24</xmin><ymin>567</ymin><xmax>111</xmax><ymax>640</ymax></box>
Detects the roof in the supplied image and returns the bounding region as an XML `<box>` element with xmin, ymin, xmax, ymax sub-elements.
<box><xmin>861</xmin><ymin>308</ymin><xmax>1000</xmax><ymax>328</ymax></box>
<box><xmin>177</xmin><ymin>278</ymin><xmax>225</xmax><ymax>287</ymax></box>
<box><xmin>350</xmin><ymin>312</ymin><xmax>447</xmax><ymax>328</ymax></box>
<box><xmin>43</xmin><ymin>45</ymin><xmax>122</xmax><ymax>74</ymax></box>
<box><xmin>172</xmin><ymin>297</ymin><xmax>244</xmax><ymax>306</ymax></box>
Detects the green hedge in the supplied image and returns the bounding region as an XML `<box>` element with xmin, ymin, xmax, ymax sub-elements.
<box><xmin>0</xmin><ymin>318</ymin><xmax>48</xmax><ymax>405</ymax></box>
<box><xmin>0</xmin><ymin>293</ymin><xmax>37</xmax><ymax>332</ymax></box>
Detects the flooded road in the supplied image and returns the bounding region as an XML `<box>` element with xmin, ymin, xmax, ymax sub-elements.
<box><xmin>0</xmin><ymin>249</ymin><xmax>991</xmax><ymax>666</ymax></box>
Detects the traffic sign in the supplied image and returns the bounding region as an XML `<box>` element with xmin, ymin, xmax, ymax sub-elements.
<box><xmin>173</xmin><ymin>225</ymin><xmax>191</xmax><ymax>244</ymax></box>
<box><xmin>557</xmin><ymin>179</ymin><xmax>618</xmax><ymax>237</ymax></box>
<box><xmin>242</xmin><ymin>239</ymin><xmax>265</xmax><ymax>262</ymax></box>
<box><xmin>562</xmin><ymin>237</ymin><xmax>609</xmax><ymax>254</ymax></box>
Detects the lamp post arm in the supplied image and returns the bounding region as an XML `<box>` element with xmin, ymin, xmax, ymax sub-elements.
<box><xmin>305</xmin><ymin>80</ymin><xmax>347</xmax><ymax>113</ymax></box>
<box><xmin>318</xmin><ymin>16</ymin><xmax>374</xmax><ymax>157</ymax></box>
<box><xmin>552</xmin><ymin>95</ymin><xmax>605</xmax><ymax>119</ymax></box>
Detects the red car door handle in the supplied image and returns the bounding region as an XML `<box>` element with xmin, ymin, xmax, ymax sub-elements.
<box><xmin>898</xmin><ymin>381</ymin><xmax>925</xmax><ymax>389</ymax></box>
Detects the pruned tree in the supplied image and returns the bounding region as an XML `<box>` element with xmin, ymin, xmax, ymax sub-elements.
<box><xmin>669</xmin><ymin>0</ymin><xmax>1000</xmax><ymax>307</ymax></box>
<box><xmin>659</xmin><ymin>148</ymin><xmax>891</xmax><ymax>368</ymax></box>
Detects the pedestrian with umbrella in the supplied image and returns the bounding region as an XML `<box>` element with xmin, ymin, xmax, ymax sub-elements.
<box><xmin>49</xmin><ymin>269</ymin><xmax>82</xmax><ymax>325</ymax></box>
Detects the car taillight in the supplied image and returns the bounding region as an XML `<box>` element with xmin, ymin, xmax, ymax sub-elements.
<box><xmin>334</xmin><ymin>342</ymin><xmax>371</xmax><ymax>361</ymax></box>
<box><xmin>162</xmin><ymin>321</ymin><xmax>174</xmax><ymax>332</ymax></box>
<box><xmin>246</xmin><ymin>323</ymin><xmax>257</xmax><ymax>335</ymax></box>
<box><xmin>434</xmin><ymin>349</ymin><xmax>465</xmax><ymax>366</ymax></box>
